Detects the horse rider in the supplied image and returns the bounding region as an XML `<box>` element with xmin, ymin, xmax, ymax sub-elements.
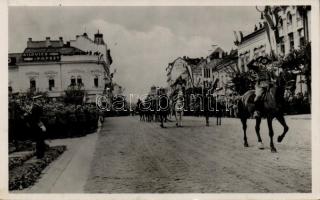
<box><xmin>253</xmin><ymin>68</ymin><xmax>276</xmax><ymax>118</ymax></box>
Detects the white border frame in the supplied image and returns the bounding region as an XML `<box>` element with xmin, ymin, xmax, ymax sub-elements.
<box><xmin>1</xmin><ymin>0</ymin><xmax>319</xmax><ymax>199</ymax></box>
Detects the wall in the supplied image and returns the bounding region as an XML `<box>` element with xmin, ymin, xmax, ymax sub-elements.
<box><xmin>11</xmin><ymin>58</ymin><xmax>106</xmax><ymax>97</ymax></box>
<box><xmin>237</xmin><ymin>30</ymin><xmax>270</xmax><ymax>72</ymax></box>
<box><xmin>70</xmin><ymin>36</ymin><xmax>109</xmax><ymax>64</ymax></box>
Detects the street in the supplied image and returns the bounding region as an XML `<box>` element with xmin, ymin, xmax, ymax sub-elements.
<box><xmin>84</xmin><ymin>115</ymin><xmax>311</xmax><ymax>193</ymax></box>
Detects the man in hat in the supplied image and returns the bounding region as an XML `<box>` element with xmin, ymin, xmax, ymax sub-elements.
<box><xmin>253</xmin><ymin>68</ymin><xmax>276</xmax><ymax>118</ymax></box>
<box><xmin>28</xmin><ymin>96</ymin><xmax>47</xmax><ymax>158</ymax></box>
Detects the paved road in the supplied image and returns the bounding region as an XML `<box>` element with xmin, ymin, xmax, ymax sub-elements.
<box><xmin>84</xmin><ymin>116</ymin><xmax>311</xmax><ymax>193</ymax></box>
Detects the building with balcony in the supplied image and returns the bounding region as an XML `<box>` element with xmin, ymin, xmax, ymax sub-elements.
<box><xmin>273</xmin><ymin>6</ymin><xmax>311</xmax><ymax>56</ymax></box>
<box><xmin>8</xmin><ymin>31</ymin><xmax>113</xmax><ymax>102</ymax></box>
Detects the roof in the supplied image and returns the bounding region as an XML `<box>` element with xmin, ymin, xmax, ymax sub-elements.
<box><xmin>27</xmin><ymin>40</ymin><xmax>64</xmax><ymax>48</ymax></box>
<box><xmin>183</xmin><ymin>57</ymin><xmax>201</xmax><ymax>66</ymax></box>
<box><xmin>239</xmin><ymin>27</ymin><xmax>266</xmax><ymax>45</ymax></box>
<box><xmin>23</xmin><ymin>46</ymin><xmax>86</xmax><ymax>56</ymax></box>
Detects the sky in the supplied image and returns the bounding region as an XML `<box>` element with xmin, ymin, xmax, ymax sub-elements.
<box><xmin>9</xmin><ymin>6</ymin><xmax>261</xmax><ymax>97</ymax></box>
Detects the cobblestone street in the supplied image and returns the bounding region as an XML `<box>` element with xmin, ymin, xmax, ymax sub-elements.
<box><xmin>84</xmin><ymin>115</ymin><xmax>311</xmax><ymax>193</ymax></box>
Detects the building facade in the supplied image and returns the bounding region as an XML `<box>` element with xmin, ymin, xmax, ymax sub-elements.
<box><xmin>273</xmin><ymin>6</ymin><xmax>311</xmax><ymax>56</ymax></box>
<box><xmin>236</xmin><ymin>24</ymin><xmax>271</xmax><ymax>73</ymax></box>
<box><xmin>9</xmin><ymin>32</ymin><xmax>113</xmax><ymax>101</ymax></box>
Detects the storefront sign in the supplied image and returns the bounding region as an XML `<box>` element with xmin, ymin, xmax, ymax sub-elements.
<box><xmin>22</xmin><ymin>52</ymin><xmax>61</xmax><ymax>62</ymax></box>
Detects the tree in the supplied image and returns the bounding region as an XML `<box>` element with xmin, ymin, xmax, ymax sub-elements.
<box><xmin>231</xmin><ymin>71</ymin><xmax>255</xmax><ymax>95</ymax></box>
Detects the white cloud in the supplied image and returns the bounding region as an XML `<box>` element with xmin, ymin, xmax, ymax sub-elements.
<box><xmin>88</xmin><ymin>19</ymin><xmax>214</xmax><ymax>96</ymax></box>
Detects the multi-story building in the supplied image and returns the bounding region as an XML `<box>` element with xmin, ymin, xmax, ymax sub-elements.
<box><xmin>236</xmin><ymin>23</ymin><xmax>271</xmax><ymax>73</ymax></box>
<box><xmin>273</xmin><ymin>6</ymin><xmax>311</xmax><ymax>56</ymax></box>
<box><xmin>8</xmin><ymin>31</ymin><xmax>113</xmax><ymax>102</ymax></box>
<box><xmin>202</xmin><ymin>47</ymin><xmax>225</xmax><ymax>87</ymax></box>
<box><xmin>166</xmin><ymin>56</ymin><xmax>201</xmax><ymax>94</ymax></box>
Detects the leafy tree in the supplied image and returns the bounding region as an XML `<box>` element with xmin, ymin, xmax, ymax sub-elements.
<box><xmin>231</xmin><ymin>71</ymin><xmax>255</xmax><ymax>95</ymax></box>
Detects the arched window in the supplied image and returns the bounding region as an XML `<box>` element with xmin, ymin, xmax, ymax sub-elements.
<box><xmin>287</xmin><ymin>12</ymin><xmax>292</xmax><ymax>25</ymax></box>
<box><xmin>70</xmin><ymin>76</ymin><xmax>76</xmax><ymax>86</ymax></box>
<box><xmin>94</xmin><ymin>76</ymin><xmax>99</xmax><ymax>87</ymax></box>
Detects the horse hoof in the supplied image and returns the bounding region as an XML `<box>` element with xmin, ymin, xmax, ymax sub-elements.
<box><xmin>244</xmin><ymin>143</ymin><xmax>249</xmax><ymax>147</ymax></box>
<box><xmin>258</xmin><ymin>142</ymin><xmax>264</xmax><ymax>150</ymax></box>
<box><xmin>271</xmin><ymin>148</ymin><xmax>277</xmax><ymax>153</ymax></box>
<box><xmin>277</xmin><ymin>135</ymin><xmax>283</xmax><ymax>143</ymax></box>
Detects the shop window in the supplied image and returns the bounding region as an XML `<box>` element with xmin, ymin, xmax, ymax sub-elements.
<box><xmin>94</xmin><ymin>76</ymin><xmax>99</xmax><ymax>87</ymax></box>
<box><xmin>49</xmin><ymin>78</ymin><xmax>55</xmax><ymax>91</ymax></box>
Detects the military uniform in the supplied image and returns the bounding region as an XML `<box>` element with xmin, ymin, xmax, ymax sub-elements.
<box><xmin>254</xmin><ymin>69</ymin><xmax>275</xmax><ymax>117</ymax></box>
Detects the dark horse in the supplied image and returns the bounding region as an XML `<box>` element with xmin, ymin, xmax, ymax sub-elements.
<box><xmin>235</xmin><ymin>83</ymin><xmax>289</xmax><ymax>153</ymax></box>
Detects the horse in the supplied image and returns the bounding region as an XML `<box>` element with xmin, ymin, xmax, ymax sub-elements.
<box><xmin>235</xmin><ymin>84</ymin><xmax>289</xmax><ymax>153</ymax></box>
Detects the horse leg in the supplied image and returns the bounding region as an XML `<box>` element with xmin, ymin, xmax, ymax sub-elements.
<box><xmin>255</xmin><ymin>117</ymin><xmax>264</xmax><ymax>149</ymax></box>
<box><xmin>205</xmin><ymin>115</ymin><xmax>209</xmax><ymax>126</ymax></box>
<box><xmin>276</xmin><ymin>114</ymin><xmax>289</xmax><ymax>143</ymax></box>
<box><xmin>241</xmin><ymin>117</ymin><xmax>248</xmax><ymax>147</ymax></box>
<box><xmin>267</xmin><ymin>117</ymin><xmax>277</xmax><ymax>153</ymax></box>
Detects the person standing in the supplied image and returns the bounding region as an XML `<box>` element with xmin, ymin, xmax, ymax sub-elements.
<box><xmin>27</xmin><ymin>97</ymin><xmax>47</xmax><ymax>159</ymax></box>
<box><xmin>158</xmin><ymin>88</ymin><xmax>169</xmax><ymax>128</ymax></box>
<box><xmin>175</xmin><ymin>85</ymin><xmax>184</xmax><ymax>127</ymax></box>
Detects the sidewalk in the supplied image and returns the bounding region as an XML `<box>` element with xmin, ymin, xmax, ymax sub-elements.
<box><xmin>21</xmin><ymin>129</ymin><xmax>99</xmax><ymax>193</ymax></box>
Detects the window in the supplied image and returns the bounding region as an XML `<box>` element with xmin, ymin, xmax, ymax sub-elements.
<box><xmin>77</xmin><ymin>76</ymin><xmax>82</xmax><ymax>85</ymax></box>
<box><xmin>289</xmin><ymin>33</ymin><xmax>294</xmax><ymax>51</ymax></box>
<box><xmin>94</xmin><ymin>76</ymin><xmax>99</xmax><ymax>87</ymax></box>
<box><xmin>287</xmin><ymin>12</ymin><xmax>292</xmax><ymax>25</ymax></box>
<box><xmin>30</xmin><ymin>79</ymin><xmax>36</xmax><ymax>89</ymax></box>
<box><xmin>204</xmin><ymin>68</ymin><xmax>211</xmax><ymax>78</ymax></box>
<box><xmin>298</xmin><ymin>29</ymin><xmax>305</xmax><ymax>47</ymax></box>
<box><xmin>70</xmin><ymin>76</ymin><xmax>76</xmax><ymax>86</ymax></box>
<box><xmin>241</xmin><ymin>57</ymin><xmax>245</xmax><ymax>72</ymax></box>
<box><xmin>279</xmin><ymin>37</ymin><xmax>285</xmax><ymax>55</ymax></box>
<box><xmin>49</xmin><ymin>78</ymin><xmax>55</xmax><ymax>91</ymax></box>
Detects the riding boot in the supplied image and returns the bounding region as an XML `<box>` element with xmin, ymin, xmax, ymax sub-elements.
<box><xmin>253</xmin><ymin>100</ymin><xmax>262</xmax><ymax>118</ymax></box>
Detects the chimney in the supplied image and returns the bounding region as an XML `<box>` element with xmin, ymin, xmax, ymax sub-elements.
<box><xmin>66</xmin><ymin>41</ymin><xmax>70</xmax><ymax>47</ymax></box>
<box><xmin>94</xmin><ymin>30</ymin><xmax>105</xmax><ymax>45</ymax></box>
<box><xmin>45</xmin><ymin>37</ymin><xmax>51</xmax><ymax>47</ymax></box>
<box><xmin>27</xmin><ymin>38</ymin><xmax>32</xmax><ymax>47</ymax></box>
